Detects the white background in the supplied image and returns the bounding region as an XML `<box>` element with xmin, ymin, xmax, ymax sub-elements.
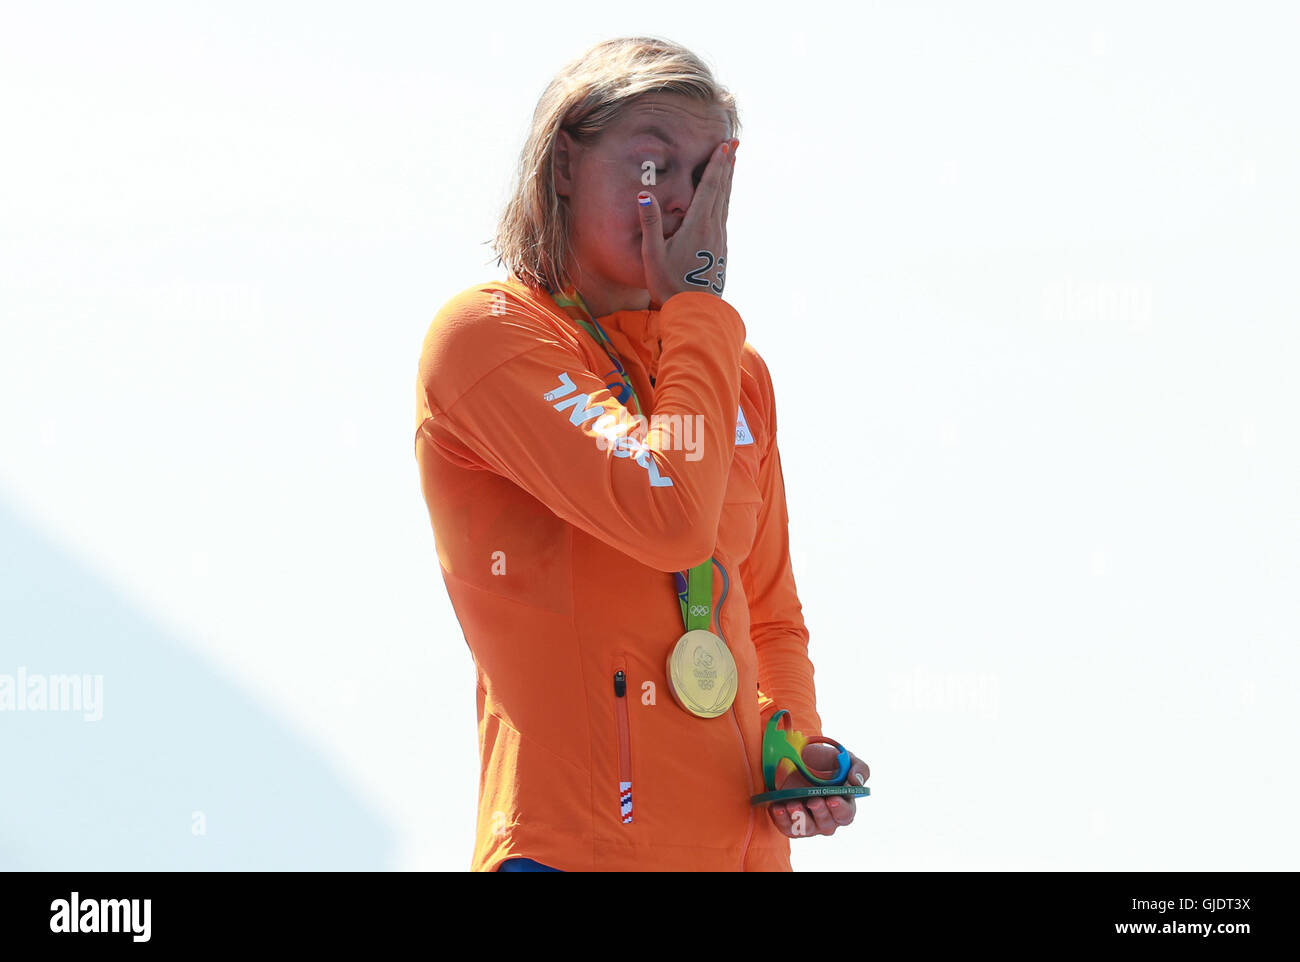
<box><xmin>1</xmin><ymin>0</ymin><xmax>1296</xmax><ymax>870</ymax></box>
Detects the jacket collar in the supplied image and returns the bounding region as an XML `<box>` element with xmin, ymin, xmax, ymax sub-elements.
<box><xmin>523</xmin><ymin>275</ymin><xmax>660</xmax><ymax>349</ymax></box>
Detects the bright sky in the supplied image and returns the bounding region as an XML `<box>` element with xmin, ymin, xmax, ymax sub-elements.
<box><xmin>2</xmin><ymin>0</ymin><xmax>1296</xmax><ymax>871</ymax></box>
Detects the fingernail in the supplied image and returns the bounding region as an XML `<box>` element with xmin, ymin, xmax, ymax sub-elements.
<box><xmin>773</xmin><ymin>805</ymin><xmax>784</xmax><ymax>816</ymax></box>
<box><xmin>637</xmin><ymin>192</ymin><xmax>651</xmax><ymax>206</ymax></box>
<box><xmin>721</xmin><ymin>142</ymin><xmax>729</xmax><ymax>155</ymax></box>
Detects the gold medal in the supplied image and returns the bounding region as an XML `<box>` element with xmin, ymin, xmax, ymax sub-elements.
<box><xmin>666</xmin><ymin>629</ymin><xmax>738</xmax><ymax>719</ymax></box>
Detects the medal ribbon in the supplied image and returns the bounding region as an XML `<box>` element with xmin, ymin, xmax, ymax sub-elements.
<box><xmin>548</xmin><ymin>283</ymin><xmax>714</xmax><ymax>634</ymax></box>
<box><xmin>550</xmin><ymin>286</ymin><xmax>646</xmax><ymax>420</ymax></box>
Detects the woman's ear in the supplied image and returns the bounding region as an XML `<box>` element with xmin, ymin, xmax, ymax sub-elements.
<box><xmin>553</xmin><ymin>129</ymin><xmax>576</xmax><ymax>199</ymax></box>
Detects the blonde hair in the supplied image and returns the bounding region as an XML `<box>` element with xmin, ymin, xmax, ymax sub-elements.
<box><xmin>490</xmin><ymin>36</ymin><xmax>741</xmax><ymax>294</ymax></box>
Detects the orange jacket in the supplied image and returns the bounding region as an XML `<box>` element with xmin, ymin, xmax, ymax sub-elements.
<box><xmin>414</xmin><ymin>274</ymin><xmax>824</xmax><ymax>871</ymax></box>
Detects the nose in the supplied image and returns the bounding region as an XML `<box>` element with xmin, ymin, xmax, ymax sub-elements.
<box><xmin>652</xmin><ymin>169</ymin><xmax>696</xmax><ymax>225</ymax></box>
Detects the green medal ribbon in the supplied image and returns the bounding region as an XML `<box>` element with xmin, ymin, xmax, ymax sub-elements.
<box><xmin>550</xmin><ymin>287</ymin><xmax>646</xmax><ymax>420</ymax></box>
<box><xmin>677</xmin><ymin>562</ymin><xmax>713</xmax><ymax>632</ymax></box>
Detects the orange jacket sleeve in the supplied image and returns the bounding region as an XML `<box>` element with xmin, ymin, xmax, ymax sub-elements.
<box><xmin>415</xmin><ymin>286</ymin><xmax>747</xmax><ymax>573</ymax></box>
<box><xmin>739</xmin><ymin>352</ymin><xmax>825</xmax><ymax>741</ymax></box>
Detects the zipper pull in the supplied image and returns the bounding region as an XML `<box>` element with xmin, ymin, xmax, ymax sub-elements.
<box><xmin>614</xmin><ymin>669</ymin><xmax>626</xmax><ymax>697</ymax></box>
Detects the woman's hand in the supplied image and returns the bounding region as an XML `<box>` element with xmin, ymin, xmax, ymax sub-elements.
<box><xmin>767</xmin><ymin>741</ymin><xmax>871</xmax><ymax>838</ymax></box>
<box><xmin>636</xmin><ymin>138</ymin><xmax>737</xmax><ymax>309</ymax></box>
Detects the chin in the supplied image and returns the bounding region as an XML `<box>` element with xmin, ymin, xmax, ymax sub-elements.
<box><xmin>613</xmin><ymin>260</ymin><xmax>649</xmax><ymax>293</ymax></box>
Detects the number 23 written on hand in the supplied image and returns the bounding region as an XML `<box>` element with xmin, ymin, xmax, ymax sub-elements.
<box><xmin>684</xmin><ymin>250</ymin><xmax>726</xmax><ymax>295</ymax></box>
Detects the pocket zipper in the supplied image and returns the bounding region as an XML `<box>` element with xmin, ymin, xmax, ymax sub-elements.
<box><xmin>614</xmin><ymin>667</ymin><xmax>633</xmax><ymax>824</ymax></box>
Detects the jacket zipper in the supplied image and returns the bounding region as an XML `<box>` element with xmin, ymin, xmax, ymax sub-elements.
<box><xmin>713</xmin><ymin>558</ymin><xmax>755</xmax><ymax>870</ymax></box>
<box><xmin>613</xmin><ymin>666</ymin><xmax>633</xmax><ymax>824</ymax></box>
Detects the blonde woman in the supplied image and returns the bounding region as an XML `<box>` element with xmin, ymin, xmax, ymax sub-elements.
<box><xmin>415</xmin><ymin>36</ymin><xmax>869</xmax><ymax>871</ymax></box>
